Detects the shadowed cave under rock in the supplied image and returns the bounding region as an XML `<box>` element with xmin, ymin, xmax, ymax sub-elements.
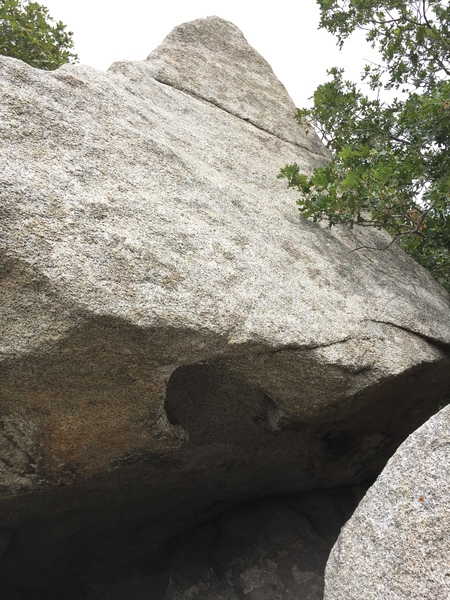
<box><xmin>0</xmin><ymin>359</ymin><xmax>446</xmax><ymax>599</ymax></box>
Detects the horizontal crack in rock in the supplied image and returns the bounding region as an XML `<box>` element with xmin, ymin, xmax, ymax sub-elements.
<box><xmin>151</xmin><ymin>76</ymin><xmax>330</xmax><ymax>161</ymax></box>
<box><xmin>368</xmin><ymin>319</ymin><xmax>450</xmax><ymax>355</ymax></box>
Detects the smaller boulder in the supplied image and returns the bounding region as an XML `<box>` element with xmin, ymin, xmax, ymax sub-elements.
<box><xmin>324</xmin><ymin>403</ymin><xmax>450</xmax><ymax>599</ymax></box>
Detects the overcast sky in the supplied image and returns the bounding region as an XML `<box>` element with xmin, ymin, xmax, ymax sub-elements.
<box><xmin>41</xmin><ymin>0</ymin><xmax>379</xmax><ymax>108</ymax></box>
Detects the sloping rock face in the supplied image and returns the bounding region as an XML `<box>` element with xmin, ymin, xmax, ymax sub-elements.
<box><xmin>324</xmin><ymin>403</ymin><xmax>450</xmax><ymax>600</ymax></box>
<box><xmin>0</xmin><ymin>15</ymin><xmax>449</xmax><ymax>597</ymax></box>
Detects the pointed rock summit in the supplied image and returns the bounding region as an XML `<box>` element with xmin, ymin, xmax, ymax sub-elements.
<box><xmin>139</xmin><ymin>16</ymin><xmax>328</xmax><ymax>155</ymax></box>
<box><xmin>0</xmin><ymin>16</ymin><xmax>449</xmax><ymax>597</ymax></box>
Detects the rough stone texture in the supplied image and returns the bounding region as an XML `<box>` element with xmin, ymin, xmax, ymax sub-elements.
<box><xmin>0</xmin><ymin>15</ymin><xmax>450</xmax><ymax>597</ymax></box>
<box><xmin>324</xmin><ymin>404</ymin><xmax>450</xmax><ymax>600</ymax></box>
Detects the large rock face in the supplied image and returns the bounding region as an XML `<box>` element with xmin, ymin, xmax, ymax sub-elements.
<box><xmin>0</xmin><ymin>15</ymin><xmax>449</xmax><ymax>597</ymax></box>
<box><xmin>324</xmin><ymin>403</ymin><xmax>450</xmax><ymax>599</ymax></box>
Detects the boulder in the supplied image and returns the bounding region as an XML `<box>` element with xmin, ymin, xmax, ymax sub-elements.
<box><xmin>0</xmin><ymin>15</ymin><xmax>449</xmax><ymax>596</ymax></box>
<box><xmin>324</xmin><ymin>403</ymin><xmax>450</xmax><ymax>600</ymax></box>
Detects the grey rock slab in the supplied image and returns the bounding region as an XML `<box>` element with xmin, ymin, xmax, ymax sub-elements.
<box><xmin>324</xmin><ymin>403</ymin><xmax>450</xmax><ymax>600</ymax></box>
<box><xmin>0</xmin><ymin>15</ymin><xmax>450</xmax><ymax>596</ymax></box>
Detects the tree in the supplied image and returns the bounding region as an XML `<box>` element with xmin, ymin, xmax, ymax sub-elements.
<box><xmin>0</xmin><ymin>0</ymin><xmax>78</xmax><ymax>70</ymax></box>
<box><xmin>279</xmin><ymin>0</ymin><xmax>450</xmax><ymax>291</ymax></box>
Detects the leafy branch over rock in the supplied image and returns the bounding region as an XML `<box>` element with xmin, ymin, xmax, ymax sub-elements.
<box><xmin>280</xmin><ymin>0</ymin><xmax>450</xmax><ymax>291</ymax></box>
<box><xmin>0</xmin><ymin>0</ymin><xmax>78</xmax><ymax>70</ymax></box>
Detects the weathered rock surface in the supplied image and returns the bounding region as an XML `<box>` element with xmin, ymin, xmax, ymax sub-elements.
<box><xmin>0</xmin><ymin>15</ymin><xmax>449</xmax><ymax>597</ymax></box>
<box><xmin>324</xmin><ymin>403</ymin><xmax>450</xmax><ymax>600</ymax></box>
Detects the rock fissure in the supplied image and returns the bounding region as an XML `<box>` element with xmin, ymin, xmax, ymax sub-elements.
<box><xmin>150</xmin><ymin>74</ymin><xmax>330</xmax><ymax>161</ymax></box>
<box><xmin>368</xmin><ymin>318</ymin><xmax>450</xmax><ymax>354</ymax></box>
<box><xmin>266</xmin><ymin>336</ymin><xmax>354</xmax><ymax>354</ymax></box>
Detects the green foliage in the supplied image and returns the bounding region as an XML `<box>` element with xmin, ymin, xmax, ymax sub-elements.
<box><xmin>280</xmin><ymin>0</ymin><xmax>450</xmax><ymax>291</ymax></box>
<box><xmin>0</xmin><ymin>0</ymin><xmax>78</xmax><ymax>69</ymax></box>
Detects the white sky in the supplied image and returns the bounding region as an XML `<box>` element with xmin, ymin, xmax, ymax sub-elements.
<box><xmin>41</xmin><ymin>0</ymin><xmax>379</xmax><ymax>108</ymax></box>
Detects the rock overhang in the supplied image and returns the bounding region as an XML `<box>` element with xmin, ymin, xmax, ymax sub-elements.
<box><xmin>0</xmin><ymin>15</ymin><xmax>450</xmax><ymax>597</ymax></box>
